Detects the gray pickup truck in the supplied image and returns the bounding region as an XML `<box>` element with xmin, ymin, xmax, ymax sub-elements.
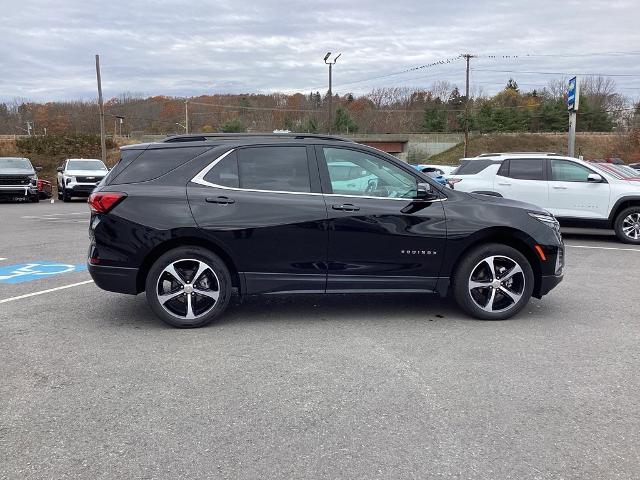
<box><xmin>0</xmin><ymin>157</ymin><xmax>41</xmax><ymax>202</ymax></box>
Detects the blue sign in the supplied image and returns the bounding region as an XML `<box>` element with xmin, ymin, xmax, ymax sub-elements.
<box><xmin>567</xmin><ymin>76</ymin><xmax>579</xmax><ymax>111</ymax></box>
<box><xmin>0</xmin><ymin>262</ymin><xmax>87</xmax><ymax>284</ymax></box>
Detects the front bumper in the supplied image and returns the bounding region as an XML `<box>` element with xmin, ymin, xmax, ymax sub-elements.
<box><xmin>66</xmin><ymin>182</ymin><xmax>100</xmax><ymax>196</ymax></box>
<box><xmin>0</xmin><ymin>185</ymin><xmax>38</xmax><ymax>197</ymax></box>
<box><xmin>537</xmin><ymin>273</ymin><xmax>564</xmax><ymax>297</ymax></box>
<box><xmin>88</xmin><ymin>263</ymin><xmax>139</xmax><ymax>295</ymax></box>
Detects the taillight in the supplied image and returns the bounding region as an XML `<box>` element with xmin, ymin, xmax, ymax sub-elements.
<box><xmin>88</xmin><ymin>192</ymin><xmax>126</xmax><ymax>213</ymax></box>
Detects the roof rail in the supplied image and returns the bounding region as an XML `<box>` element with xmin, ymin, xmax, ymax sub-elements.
<box><xmin>476</xmin><ymin>152</ymin><xmax>562</xmax><ymax>157</ymax></box>
<box><xmin>162</xmin><ymin>133</ymin><xmax>354</xmax><ymax>143</ymax></box>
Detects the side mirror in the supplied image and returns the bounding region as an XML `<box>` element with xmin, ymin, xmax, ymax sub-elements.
<box><xmin>56</xmin><ymin>167</ymin><xmax>64</xmax><ymax>173</ymax></box>
<box><xmin>587</xmin><ymin>173</ymin><xmax>603</xmax><ymax>183</ymax></box>
<box><xmin>35</xmin><ymin>166</ymin><xmax>43</xmax><ymax>171</ymax></box>
<box><xmin>416</xmin><ymin>182</ymin><xmax>439</xmax><ymax>201</ymax></box>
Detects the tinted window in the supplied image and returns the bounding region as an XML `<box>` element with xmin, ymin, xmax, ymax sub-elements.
<box><xmin>506</xmin><ymin>159</ymin><xmax>545</xmax><ymax>180</ymax></box>
<box><xmin>237</xmin><ymin>147</ymin><xmax>311</xmax><ymax>193</ymax></box>
<box><xmin>103</xmin><ymin>149</ymin><xmax>143</xmax><ymax>185</ymax></box>
<box><xmin>324</xmin><ymin>147</ymin><xmax>417</xmax><ymax>198</ymax></box>
<box><xmin>203</xmin><ymin>151</ymin><xmax>239</xmax><ymax>188</ymax></box>
<box><xmin>110</xmin><ymin>147</ymin><xmax>209</xmax><ymax>184</ymax></box>
<box><xmin>550</xmin><ymin>160</ymin><xmax>593</xmax><ymax>182</ymax></box>
<box><xmin>454</xmin><ymin>159</ymin><xmax>498</xmax><ymax>175</ymax></box>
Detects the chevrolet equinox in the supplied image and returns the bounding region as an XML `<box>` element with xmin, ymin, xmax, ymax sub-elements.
<box><xmin>88</xmin><ymin>134</ymin><xmax>564</xmax><ymax>327</ymax></box>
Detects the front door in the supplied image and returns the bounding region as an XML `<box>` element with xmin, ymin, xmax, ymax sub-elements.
<box><xmin>547</xmin><ymin>159</ymin><xmax>611</xmax><ymax>219</ymax></box>
<box><xmin>188</xmin><ymin>145</ymin><xmax>328</xmax><ymax>294</ymax></box>
<box><xmin>317</xmin><ymin>146</ymin><xmax>447</xmax><ymax>292</ymax></box>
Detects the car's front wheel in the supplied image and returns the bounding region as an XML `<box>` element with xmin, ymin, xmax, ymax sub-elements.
<box><xmin>145</xmin><ymin>246</ymin><xmax>232</xmax><ymax>328</ymax></box>
<box><xmin>614</xmin><ymin>207</ymin><xmax>640</xmax><ymax>244</ymax></box>
<box><xmin>452</xmin><ymin>243</ymin><xmax>534</xmax><ymax>320</ymax></box>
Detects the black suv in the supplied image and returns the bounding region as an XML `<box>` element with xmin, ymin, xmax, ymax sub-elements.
<box><xmin>88</xmin><ymin>134</ymin><xmax>564</xmax><ymax>327</ymax></box>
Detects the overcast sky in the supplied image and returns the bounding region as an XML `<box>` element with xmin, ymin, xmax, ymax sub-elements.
<box><xmin>1</xmin><ymin>0</ymin><xmax>639</xmax><ymax>102</ymax></box>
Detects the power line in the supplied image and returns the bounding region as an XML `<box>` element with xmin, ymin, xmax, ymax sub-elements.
<box><xmin>473</xmin><ymin>68</ymin><xmax>638</xmax><ymax>77</ymax></box>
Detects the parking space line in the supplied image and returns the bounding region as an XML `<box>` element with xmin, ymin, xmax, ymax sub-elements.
<box><xmin>0</xmin><ymin>280</ymin><xmax>94</xmax><ymax>304</ymax></box>
<box><xmin>565</xmin><ymin>244</ymin><xmax>640</xmax><ymax>252</ymax></box>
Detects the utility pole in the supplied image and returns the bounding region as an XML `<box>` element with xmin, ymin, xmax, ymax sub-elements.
<box><xmin>95</xmin><ymin>54</ymin><xmax>106</xmax><ymax>164</ymax></box>
<box><xmin>184</xmin><ymin>100</ymin><xmax>189</xmax><ymax>134</ymax></box>
<box><xmin>462</xmin><ymin>53</ymin><xmax>475</xmax><ymax>158</ymax></box>
<box><xmin>324</xmin><ymin>52</ymin><xmax>341</xmax><ymax>134</ymax></box>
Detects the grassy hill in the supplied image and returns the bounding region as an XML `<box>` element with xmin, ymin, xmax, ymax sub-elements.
<box><xmin>428</xmin><ymin>132</ymin><xmax>640</xmax><ymax>165</ymax></box>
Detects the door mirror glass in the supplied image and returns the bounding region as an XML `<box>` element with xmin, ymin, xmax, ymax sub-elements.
<box><xmin>587</xmin><ymin>173</ymin><xmax>603</xmax><ymax>183</ymax></box>
<box><xmin>56</xmin><ymin>167</ymin><xmax>64</xmax><ymax>172</ymax></box>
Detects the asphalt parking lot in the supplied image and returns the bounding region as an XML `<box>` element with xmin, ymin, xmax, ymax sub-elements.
<box><xmin>1</xmin><ymin>200</ymin><xmax>639</xmax><ymax>479</ymax></box>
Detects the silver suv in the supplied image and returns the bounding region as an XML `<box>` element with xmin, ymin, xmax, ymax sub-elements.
<box><xmin>57</xmin><ymin>158</ymin><xmax>108</xmax><ymax>202</ymax></box>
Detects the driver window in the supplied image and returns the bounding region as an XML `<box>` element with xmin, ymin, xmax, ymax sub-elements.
<box><xmin>550</xmin><ymin>160</ymin><xmax>593</xmax><ymax>182</ymax></box>
<box><xmin>323</xmin><ymin>147</ymin><xmax>417</xmax><ymax>199</ymax></box>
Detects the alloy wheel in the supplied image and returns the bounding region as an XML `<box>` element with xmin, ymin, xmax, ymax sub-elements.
<box><xmin>468</xmin><ymin>255</ymin><xmax>526</xmax><ymax>313</ymax></box>
<box><xmin>156</xmin><ymin>259</ymin><xmax>220</xmax><ymax>320</ymax></box>
<box><xmin>622</xmin><ymin>213</ymin><xmax>640</xmax><ymax>240</ymax></box>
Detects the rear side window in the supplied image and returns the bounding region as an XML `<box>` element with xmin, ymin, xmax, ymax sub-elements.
<box><xmin>505</xmin><ymin>159</ymin><xmax>545</xmax><ymax>181</ymax></box>
<box><xmin>110</xmin><ymin>147</ymin><xmax>208</xmax><ymax>184</ymax></box>
<box><xmin>203</xmin><ymin>151</ymin><xmax>239</xmax><ymax>188</ymax></box>
<box><xmin>102</xmin><ymin>149</ymin><xmax>143</xmax><ymax>185</ymax></box>
<box><xmin>454</xmin><ymin>159</ymin><xmax>498</xmax><ymax>175</ymax></box>
<box><xmin>237</xmin><ymin>146</ymin><xmax>311</xmax><ymax>193</ymax></box>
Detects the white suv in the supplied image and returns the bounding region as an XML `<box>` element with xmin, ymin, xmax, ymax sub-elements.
<box><xmin>448</xmin><ymin>153</ymin><xmax>640</xmax><ymax>244</ymax></box>
<box><xmin>57</xmin><ymin>158</ymin><xmax>108</xmax><ymax>202</ymax></box>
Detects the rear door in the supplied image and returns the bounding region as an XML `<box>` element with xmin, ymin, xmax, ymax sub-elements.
<box><xmin>188</xmin><ymin>145</ymin><xmax>328</xmax><ymax>294</ymax></box>
<box><xmin>317</xmin><ymin>145</ymin><xmax>447</xmax><ymax>292</ymax></box>
<box><xmin>547</xmin><ymin>159</ymin><xmax>611</xmax><ymax>219</ymax></box>
<box><xmin>493</xmin><ymin>158</ymin><xmax>548</xmax><ymax>209</ymax></box>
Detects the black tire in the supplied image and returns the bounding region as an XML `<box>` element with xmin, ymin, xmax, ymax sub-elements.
<box><xmin>145</xmin><ymin>246</ymin><xmax>232</xmax><ymax>328</ymax></box>
<box><xmin>452</xmin><ymin>243</ymin><xmax>534</xmax><ymax>320</ymax></box>
<box><xmin>62</xmin><ymin>187</ymin><xmax>70</xmax><ymax>202</ymax></box>
<box><xmin>29</xmin><ymin>194</ymin><xmax>40</xmax><ymax>203</ymax></box>
<box><xmin>613</xmin><ymin>207</ymin><xmax>640</xmax><ymax>244</ymax></box>
<box><xmin>57</xmin><ymin>186</ymin><xmax>63</xmax><ymax>200</ymax></box>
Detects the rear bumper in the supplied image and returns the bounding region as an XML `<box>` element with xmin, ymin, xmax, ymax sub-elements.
<box><xmin>88</xmin><ymin>263</ymin><xmax>139</xmax><ymax>295</ymax></box>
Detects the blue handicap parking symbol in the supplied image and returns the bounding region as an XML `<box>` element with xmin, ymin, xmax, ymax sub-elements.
<box><xmin>0</xmin><ymin>262</ymin><xmax>87</xmax><ymax>284</ymax></box>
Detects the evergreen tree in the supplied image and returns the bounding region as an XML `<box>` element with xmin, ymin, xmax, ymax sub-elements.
<box><xmin>333</xmin><ymin>106</ymin><xmax>358</xmax><ymax>133</ymax></box>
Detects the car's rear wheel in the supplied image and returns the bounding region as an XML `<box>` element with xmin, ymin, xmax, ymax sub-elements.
<box><xmin>145</xmin><ymin>246</ymin><xmax>232</xmax><ymax>328</ymax></box>
<box><xmin>452</xmin><ymin>243</ymin><xmax>534</xmax><ymax>320</ymax></box>
<box><xmin>614</xmin><ymin>207</ymin><xmax>640</xmax><ymax>244</ymax></box>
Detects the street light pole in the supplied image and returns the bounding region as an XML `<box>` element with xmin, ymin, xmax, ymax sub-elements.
<box><xmin>95</xmin><ymin>54</ymin><xmax>107</xmax><ymax>164</ymax></box>
<box><xmin>462</xmin><ymin>53</ymin><xmax>475</xmax><ymax>158</ymax></box>
<box><xmin>324</xmin><ymin>52</ymin><xmax>341</xmax><ymax>134</ymax></box>
<box><xmin>185</xmin><ymin>100</ymin><xmax>189</xmax><ymax>134</ymax></box>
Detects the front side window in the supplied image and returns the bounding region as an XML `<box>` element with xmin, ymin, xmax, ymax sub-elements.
<box><xmin>550</xmin><ymin>160</ymin><xmax>594</xmax><ymax>182</ymax></box>
<box><xmin>236</xmin><ymin>146</ymin><xmax>311</xmax><ymax>193</ymax></box>
<box><xmin>506</xmin><ymin>159</ymin><xmax>545</xmax><ymax>181</ymax></box>
<box><xmin>324</xmin><ymin>148</ymin><xmax>417</xmax><ymax>198</ymax></box>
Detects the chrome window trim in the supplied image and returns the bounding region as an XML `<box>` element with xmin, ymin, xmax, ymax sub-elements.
<box><xmin>190</xmin><ymin>148</ymin><xmax>446</xmax><ymax>202</ymax></box>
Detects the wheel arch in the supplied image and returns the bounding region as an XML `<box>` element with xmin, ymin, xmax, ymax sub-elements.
<box><xmin>136</xmin><ymin>236</ymin><xmax>241</xmax><ymax>294</ymax></box>
<box><xmin>608</xmin><ymin>196</ymin><xmax>640</xmax><ymax>227</ymax></box>
<box><xmin>445</xmin><ymin>226</ymin><xmax>543</xmax><ymax>298</ymax></box>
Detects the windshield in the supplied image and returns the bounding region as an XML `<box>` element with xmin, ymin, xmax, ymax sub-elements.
<box><xmin>67</xmin><ymin>159</ymin><xmax>107</xmax><ymax>171</ymax></box>
<box><xmin>0</xmin><ymin>157</ymin><xmax>33</xmax><ymax>170</ymax></box>
<box><xmin>591</xmin><ymin>163</ymin><xmax>640</xmax><ymax>179</ymax></box>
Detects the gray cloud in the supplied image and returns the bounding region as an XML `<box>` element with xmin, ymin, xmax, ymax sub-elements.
<box><xmin>1</xmin><ymin>0</ymin><xmax>639</xmax><ymax>102</ymax></box>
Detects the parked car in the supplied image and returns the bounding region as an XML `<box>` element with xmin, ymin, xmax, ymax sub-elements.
<box><xmin>37</xmin><ymin>179</ymin><xmax>53</xmax><ymax>199</ymax></box>
<box><xmin>447</xmin><ymin>152</ymin><xmax>640</xmax><ymax>244</ymax></box>
<box><xmin>629</xmin><ymin>162</ymin><xmax>640</xmax><ymax>171</ymax></box>
<box><xmin>88</xmin><ymin>134</ymin><xmax>564</xmax><ymax>328</ymax></box>
<box><xmin>0</xmin><ymin>157</ymin><xmax>41</xmax><ymax>202</ymax></box>
<box><xmin>413</xmin><ymin>164</ymin><xmax>450</xmax><ymax>186</ymax></box>
<box><xmin>57</xmin><ymin>158</ymin><xmax>109</xmax><ymax>202</ymax></box>
<box><xmin>415</xmin><ymin>164</ymin><xmax>458</xmax><ymax>176</ymax></box>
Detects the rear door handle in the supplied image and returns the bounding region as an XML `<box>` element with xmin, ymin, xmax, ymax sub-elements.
<box><xmin>497</xmin><ymin>182</ymin><xmax>511</xmax><ymax>186</ymax></box>
<box><xmin>332</xmin><ymin>203</ymin><xmax>360</xmax><ymax>212</ymax></box>
<box><xmin>206</xmin><ymin>196</ymin><xmax>235</xmax><ymax>205</ymax></box>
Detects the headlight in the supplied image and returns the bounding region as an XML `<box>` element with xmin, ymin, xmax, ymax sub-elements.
<box><xmin>65</xmin><ymin>176</ymin><xmax>75</xmax><ymax>185</ymax></box>
<box><xmin>529</xmin><ymin>212</ymin><xmax>560</xmax><ymax>230</ymax></box>
<box><xmin>29</xmin><ymin>174</ymin><xmax>37</xmax><ymax>186</ymax></box>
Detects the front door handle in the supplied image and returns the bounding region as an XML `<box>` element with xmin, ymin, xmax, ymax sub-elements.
<box><xmin>206</xmin><ymin>196</ymin><xmax>235</xmax><ymax>205</ymax></box>
<box><xmin>497</xmin><ymin>182</ymin><xmax>511</xmax><ymax>186</ymax></box>
<box><xmin>332</xmin><ymin>203</ymin><xmax>360</xmax><ymax>212</ymax></box>
<box><xmin>552</xmin><ymin>186</ymin><xmax>568</xmax><ymax>190</ymax></box>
